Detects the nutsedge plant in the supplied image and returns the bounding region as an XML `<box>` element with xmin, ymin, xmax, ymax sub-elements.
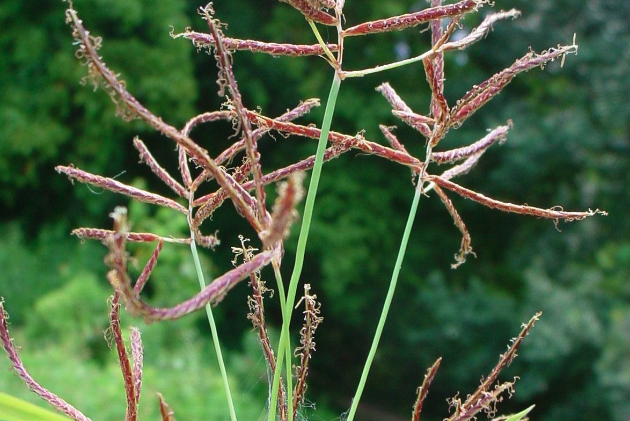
<box><xmin>0</xmin><ymin>1</ymin><xmax>606</xmax><ymax>421</ymax></box>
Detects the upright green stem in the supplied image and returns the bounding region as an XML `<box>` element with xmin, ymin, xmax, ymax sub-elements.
<box><xmin>345</xmin><ymin>177</ymin><xmax>424</xmax><ymax>421</ymax></box>
<box><xmin>189</xmin><ymin>211</ymin><xmax>238</xmax><ymax>421</ymax></box>
<box><xmin>268</xmin><ymin>72</ymin><xmax>342</xmax><ymax>421</ymax></box>
<box><xmin>272</xmin><ymin>262</ymin><xmax>293</xmax><ymax>421</ymax></box>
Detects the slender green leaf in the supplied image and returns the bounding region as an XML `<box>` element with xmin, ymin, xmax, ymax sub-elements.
<box><xmin>0</xmin><ymin>392</ymin><xmax>72</xmax><ymax>421</ymax></box>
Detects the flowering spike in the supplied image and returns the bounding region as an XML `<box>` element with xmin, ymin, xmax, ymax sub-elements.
<box><xmin>430</xmin><ymin>177</ymin><xmax>607</xmax><ymax>221</ymax></box>
<box><xmin>451</xmin><ymin>43</ymin><xmax>577</xmax><ymax>124</ymax></box>
<box><xmin>457</xmin><ymin>313</ymin><xmax>542</xmax><ymax>417</ymax></box>
<box><xmin>433</xmin><ymin>185</ymin><xmax>475</xmax><ymax>268</ymax></box>
<box><xmin>277</xmin><ymin>0</ymin><xmax>338</xmax><ymax>26</ymax></box>
<box><xmin>343</xmin><ymin>0</ymin><xmax>482</xmax><ymax>37</ymax></box>
<box><xmin>56</xmin><ymin>165</ymin><xmax>188</xmax><ymax>214</ymax></box>
<box><xmin>432</xmin><ymin>123</ymin><xmax>511</xmax><ymax>164</ymax></box>
<box><xmin>261</xmin><ymin>172</ymin><xmax>305</xmax><ymax>249</ymax></box>
<box><xmin>72</xmin><ymin>228</ymin><xmax>190</xmax><ymax>244</ymax></box>
<box><xmin>412</xmin><ymin>357</ymin><xmax>442</xmax><ymax>421</ymax></box>
<box><xmin>391</xmin><ymin>111</ymin><xmax>433</xmax><ymax>138</ymax></box>
<box><xmin>179</xmin><ymin>30</ymin><xmax>339</xmax><ymax>57</ymax></box>
<box><xmin>202</xmin><ymin>5</ymin><xmax>268</xmax><ymax>227</ymax></box>
<box><xmin>130</xmin><ymin>327</ymin><xmax>143</xmax><ymax>404</ymax></box>
<box><xmin>0</xmin><ymin>301</ymin><xmax>93</xmax><ymax>421</ymax></box>
<box><xmin>157</xmin><ymin>393</ymin><xmax>178</xmax><ymax>421</ymax></box>
<box><xmin>428</xmin><ymin>0</ymin><xmax>445</xmax><ymax>120</ymax></box>
<box><xmin>134</xmin><ymin>239</ymin><xmax>164</xmax><ymax>295</ymax></box>
<box><xmin>108</xmin><ymin>292</ymin><xmax>137</xmax><ymax>421</ymax></box>
<box><xmin>376</xmin><ymin>82</ymin><xmax>413</xmax><ymax>113</ymax></box>
<box><xmin>133</xmin><ymin>137</ymin><xmax>189</xmax><ymax>199</ymax></box>
<box><xmin>292</xmin><ymin>284</ymin><xmax>322</xmax><ymax>411</ymax></box>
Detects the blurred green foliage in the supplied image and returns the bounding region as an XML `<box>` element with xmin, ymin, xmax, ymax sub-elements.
<box><xmin>0</xmin><ymin>0</ymin><xmax>628</xmax><ymax>420</ymax></box>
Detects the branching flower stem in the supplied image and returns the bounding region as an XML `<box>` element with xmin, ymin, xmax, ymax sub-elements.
<box><xmin>269</xmin><ymin>72</ymin><xmax>342</xmax><ymax>421</ymax></box>
<box><xmin>188</xmin><ymin>203</ymin><xmax>238</xmax><ymax>421</ymax></box>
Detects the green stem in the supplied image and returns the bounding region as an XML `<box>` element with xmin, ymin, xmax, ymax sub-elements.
<box><xmin>345</xmin><ymin>177</ymin><xmax>424</xmax><ymax>421</ymax></box>
<box><xmin>268</xmin><ymin>72</ymin><xmax>342</xmax><ymax>421</ymax></box>
<box><xmin>272</xmin><ymin>262</ymin><xmax>293</xmax><ymax>421</ymax></box>
<box><xmin>341</xmin><ymin>49</ymin><xmax>435</xmax><ymax>78</ymax></box>
<box><xmin>189</xmin><ymin>232</ymin><xmax>238</xmax><ymax>421</ymax></box>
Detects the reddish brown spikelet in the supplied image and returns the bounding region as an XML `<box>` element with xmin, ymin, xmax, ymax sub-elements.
<box><xmin>391</xmin><ymin>111</ymin><xmax>433</xmax><ymax>138</ymax></box>
<box><xmin>72</xmin><ymin>228</ymin><xmax>190</xmax><ymax>244</ymax></box>
<box><xmin>442</xmin><ymin>9</ymin><xmax>521</xmax><ymax>52</ymax></box>
<box><xmin>181</xmin><ymin>31</ymin><xmax>339</xmax><ymax>57</ymax></box>
<box><xmin>433</xmin><ymin>185</ymin><xmax>475</xmax><ymax>268</ymax></box>
<box><xmin>376</xmin><ymin>82</ymin><xmax>413</xmax><ymax>113</ymax></box>
<box><xmin>439</xmin><ymin>153</ymin><xmax>483</xmax><ymax>181</ymax></box>
<box><xmin>130</xmin><ymin>327</ymin><xmax>143</xmax><ymax>404</ymax></box>
<box><xmin>293</xmin><ymin>284</ymin><xmax>323</xmax><ymax>411</ymax></box>
<box><xmin>449</xmin><ymin>381</ymin><xmax>515</xmax><ymax>421</ymax></box>
<box><xmin>432</xmin><ymin>123</ymin><xmax>511</xmax><ymax>164</ymax></box>
<box><xmin>379</xmin><ymin>125</ymin><xmax>408</xmax><ymax>154</ymax></box>
<box><xmin>430</xmin><ymin>177</ymin><xmax>607</xmax><ymax>221</ymax></box>
<box><xmin>0</xmin><ymin>301</ymin><xmax>93</xmax><ymax>421</ymax></box>
<box><xmin>56</xmin><ymin>165</ymin><xmax>188</xmax><ymax>214</ymax></box>
<box><xmin>429</xmin><ymin>0</ymin><xmax>445</xmax><ymax>120</ymax></box>
<box><xmin>157</xmin><ymin>393</ymin><xmax>178</xmax><ymax>421</ymax></box>
<box><xmin>412</xmin><ymin>357</ymin><xmax>442</xmax><ymax>421</ymax></box>
<box><xmin>133</xmin><ymin>137</ymin><xmax>188</xmax><ymax>199</ymax></box>
<box><xmin>278</xmin><ymin>0</ymin><xmax>338</xmax><ymax>26</ymax></box>
<box><xmin>261</xmin><ymin>172</ymin><xmax>305</xmax><ymax>248</ymax></box>
<box><xmin>202</xmin><ymin>5</ymin><xmax>268</xmax><ymax>227</ymax></box>
<box><xmin>181</xmin><ymin>110</ymin><xmax>233</xmax><ymax>137</ymax></box>
<box><xmin>343</xmin><ymin>0</ymin><xmax>481</xmax><ymax>37</ymax></box>
<box><xmin>108</xmin><ymin>292</ymin><xmax>137</xmax><ymax>421</ymax></box>
<box><xmin>134</xmin><ymin>239</ymin><xmax>164</xmax><ymax>295</ymax></box>
<box><xmin>423</xmin><ymin>55</ymin><xmax>449</xmax><ymax>121</ymax></box>
<box><xmin>461</xmin><ymin>313</ymin><xmax>542</xmax><ymax>413</ymax></box>
<box><xmin>178</xmin><ymin>146</ymin><xmax>193</xmax><ymax>189</ymax></box>
<box><xmin>451</xmin><ymin>44</ymin><xmax>577</xmax><ymax>124</ymax></box>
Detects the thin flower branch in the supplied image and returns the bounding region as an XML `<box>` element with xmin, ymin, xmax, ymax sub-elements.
<box><xmin>277</xmin><ymin>0</ymin><xmax>338</xmax><ymax>26</ymax></box>
<box><xmin>56</xmin><ymin>165</ymin><xmax>188</xmax><ymax>214</ymax></box>
<box><xmin>433</xmin><ymin>184</ymin><xmax>475</xmax><ymax>268</ymax></box>
<box><xmin>460</xmin><ymin>313</ymin><xmax>542</xmax><ymax>412</ymax></box>
<box><xmin>0</xmin><ymin>301</ymin><xmax>93</xmax><ymax>421</ymax></box>
<box><xmin>130</xmin><ymin>328</ymin><xmax>143</xmax><ymax>405</ymax></box>
<box><xmin>72</xmin><ymin>228</ymin><xmax>191</xmax><ymax>244</ymax></box>
<box><xmin>157</xmin><ymin>393</ymin><xmax>178</xmax><ymax>421</ymax></box>
<box><xmin>429</xmin><ymin>176</ymin><xmax>607</xmax><ymax>222</ymax></box>
<box><xmin>451</xmin><ymin>44</ymin><xmax>577</xmax><ymax>124</ymax></box>
<box><xmin>108</xmin><ymin>292</ymin><xmax>138</xmax><ymax>421</ymax></box>
<box><xmin>177</xmin><ymin>30</ymin><xmax>339</xmax><ymax>57</ymax></box>
<box><xmin>133</xmin><ymin>137</ymin><xmax>189</xmax><ymax>199</ymax></box>
<box><xmin>134</xmin><ymin>239</ymin><xmax>164</xmax><ymax>295</ymax></box>
<box><xmin>292</xmin><ymin>284</ymin><xmax>322</xmax><ymax>412</ymax></box>
<box><xmin>412</xmin><ymin>357</ymin><xmax>442</xmax><ymax>421</ymax></box>
<box><xmin>202</xmin><ymin>5</ymin><xmax>268</xmax><ymax>227</ymax></box>
<box><xmin>342</xmin><ymin>0</ymin><xmax>483</xmax><ymax>37</ymax></box>
<box><xmin>432</xmin><ymin>123</ymin><xmax>511</xmax><ymax>165</ymax></box>
<box><xmin>261</xmin><ymin>172</ymin><xmax>305</xmax><ymax>249</ymax></box>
